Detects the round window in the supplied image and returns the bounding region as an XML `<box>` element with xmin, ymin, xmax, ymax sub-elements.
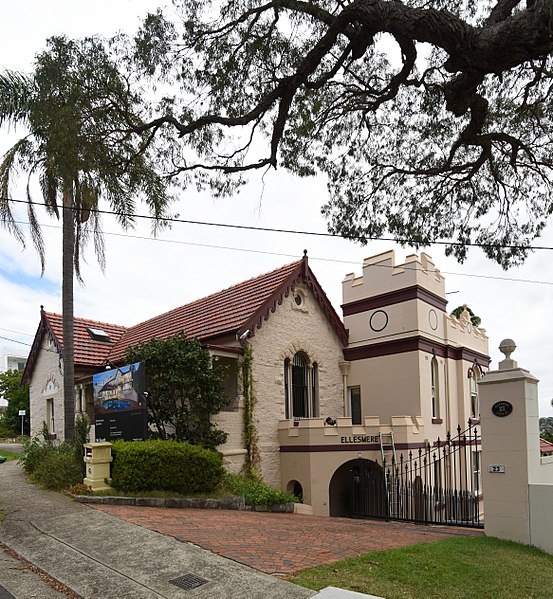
<box><xmin>294</xmin><ymin>293</ymin><xmax>303</xmax><ymax>306</ymax></box>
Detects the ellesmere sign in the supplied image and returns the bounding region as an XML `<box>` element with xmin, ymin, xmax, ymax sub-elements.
<box><xmin>341</xmin><ymin>434</ymin><xmax>381</xmax><ymax>444</ymax></box>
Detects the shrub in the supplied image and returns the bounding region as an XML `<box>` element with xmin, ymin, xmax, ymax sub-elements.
<box><xmin>20</xmin><ymin>422</ymin><xmax>84</xmax><ymax>491</ymax></box>
<box><xmin>223</xmin><ymin>471</ymin><xmax>299</xmax><ymax>506</ymax></box>
<box><xmin>31</xmin><ymin>444</ymin><xmax>83</xmax><ymax>490</ymax></box>
<box><xmin>111</xmin><ymin>439</ymin><xmax>224</xmax><ymax>494</ymax></box>
<box><xmin>20</xmin><ymin>423</ymin><xmax>54</xmax><ymax>475</ymax></box>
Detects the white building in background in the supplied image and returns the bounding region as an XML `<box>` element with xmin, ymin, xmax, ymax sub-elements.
<box><xmin>0</xmin><ymin>345</ymin><xmax>29</xmax><ymax>407</ymax></box>
<box><xmin>0</xmin><ymin>346</ymin><xmax>28</xmax><ymax>373</ymax></box>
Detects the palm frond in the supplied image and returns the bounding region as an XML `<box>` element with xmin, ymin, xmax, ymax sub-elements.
<box><xmin>0</xmin><ymin>70</ymin><xmax>34</xmax><ymax>128</ymax></box>
<box><xmin>0</xmin><ymin>137</ymin><xmax>34</xmax><ymax>246</ymax></box>
<box><xmin>26</xmin><ymin>198</ymin><xmax>46</xmax><ymax>276</ymax></box>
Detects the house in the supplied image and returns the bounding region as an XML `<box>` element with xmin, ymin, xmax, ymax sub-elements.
<box><xmin>0</xmin><ymin>346</ymin><xmax>28</xmax><ymax>373</ymax></box>
<box><xmin>23</xmin><ymin>250</ymin><xmax>490</xmax><ymax>518</ymax></box>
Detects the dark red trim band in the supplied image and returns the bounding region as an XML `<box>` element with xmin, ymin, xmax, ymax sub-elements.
<box><xmin>342</xmin><ymin>285</ymin><xmax>447</xmax><ymax>316</ymax></box>
<box><xmin>343</xmin><ymin>335</ymin><xmax>490</xmax><ymax>366</ymax></box>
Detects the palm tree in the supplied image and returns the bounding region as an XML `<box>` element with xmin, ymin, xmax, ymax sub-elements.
<box><xmin>0</xmin><ymin>36</ymin><xmax>172</xmax><ymax>442</ymax></box>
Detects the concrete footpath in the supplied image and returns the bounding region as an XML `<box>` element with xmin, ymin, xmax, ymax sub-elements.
<box><xmin>0</xmin><ymin>461</ymin><xmax>382</xmax><ymax>599</ymax></box>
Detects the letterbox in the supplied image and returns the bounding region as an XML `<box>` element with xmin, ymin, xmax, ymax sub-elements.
<box><xmin>83</xmin><ymin>442</ymin><xmax>113</xmax><ymax>491</ymax></box>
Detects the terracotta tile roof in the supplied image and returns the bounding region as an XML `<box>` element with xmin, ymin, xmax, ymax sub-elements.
<box><xmin>540</xmin><ymin>438</ymin><xmax>553</xmax><ymax>455</ymax></box>
<box><xmin>23</xmin><ymin>255</ymin><xmax>348</xmax><ymax>380</ymax></box>
<box><xmin>43</xmin><ymin>311</ymin><xmax>126</xmax><ymax>367</ymax></box>
<box><xmin>108</xmin><ymin>259</ymin><xmax>307</xmax><ymax>363</ymax></box>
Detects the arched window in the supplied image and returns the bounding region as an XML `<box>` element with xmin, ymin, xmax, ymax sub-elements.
<box><xmin>431</xmin><ymin>357</ymin><xmax>440</xmax><ymax>419</ymax></box>
<box><xmin>469</xmin><ymin>365</ymin><xmax>482</xmax><ymax>419</ymax></box>
<box><xmin>284</xmin><ymin>352</ymin><xmax>318</xmax><ymax>418</ymax></box>
<box><xmin>292</xmin><ymin>352</ymin><xmax>309</xmax><ymax>418</ymax></box>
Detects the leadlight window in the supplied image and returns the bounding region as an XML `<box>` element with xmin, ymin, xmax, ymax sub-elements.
<box><xmin>349</xmin><ymin>387</ymin><xmax>362</xmax><ymax>425</ymax></box>
<box><xmin>431</xmin><ymin>357</ymin><xmax>440</xmax><ymax>419</ymax></box>
<box><xmin>469</xmin><ymin>366</ymin><xmax>482</xmax><ymax>419</ymax></box>
<box><xmin>284</xmin><ymin>352</ymin><xmax>319</xmax><ymax>418</ymax></box>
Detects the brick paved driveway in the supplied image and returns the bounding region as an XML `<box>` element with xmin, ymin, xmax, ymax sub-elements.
<box><xmin>91</xmin><ymin>505</ymin><xmax>482</xmax><ymax>575</ymax></box>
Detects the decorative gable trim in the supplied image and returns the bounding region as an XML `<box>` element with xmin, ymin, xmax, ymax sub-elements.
<box><xmin>238</xmin><ymin>252</ymin><xmax>348</xmax><ymax>347</ymax></box>
<box><xmin>41</xmin><ymin>375</ymin><xmax>61</xmax><ymax>396</ymax></box>
<box><xmin>22</xmin><ymin>307</ymin><xmax>63</xmax><ymax>385</ymax></box>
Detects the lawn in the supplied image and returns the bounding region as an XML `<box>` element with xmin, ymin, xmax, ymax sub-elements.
<box><xmin>288</xmin><ymin>536</ymin><xmax>553</xmax><ymax>599</ymax></box>
<box><xmin>0</xmin><ymin>450</ymin><xmax>22</xmax><ymax>462</ymax></box>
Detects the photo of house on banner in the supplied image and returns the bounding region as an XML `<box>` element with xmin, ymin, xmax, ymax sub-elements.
<box><xmin>92</xmin><ymin>362</ymin><xmax>147</xmax><ymax>442</ymax></box>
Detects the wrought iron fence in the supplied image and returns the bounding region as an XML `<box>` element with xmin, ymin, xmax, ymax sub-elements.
<box><xmin>350</xmin><ymin>422</ymin><xmax>483</xmax><ymax>528</ymax></box>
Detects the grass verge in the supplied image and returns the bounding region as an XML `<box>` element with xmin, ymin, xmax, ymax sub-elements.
<box><xmin>288</xmin><ymin>536</ymin><xmax>553</xmax><ymax>599</ymax></box>
<box><xmin>0</xmin><ymin>450</ymin><xmax>22</xmax><ymax>462</ymax></box>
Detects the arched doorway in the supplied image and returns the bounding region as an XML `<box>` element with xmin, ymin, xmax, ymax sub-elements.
<box><xmin>329</xmin><ymin>459</ymin><xmax>386</xmax><ymax>518</ymax></box>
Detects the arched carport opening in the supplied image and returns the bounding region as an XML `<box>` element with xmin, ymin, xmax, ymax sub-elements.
<box><xmin>329</xmin><ymin>458</ymin><xmax>385</xmax><ymax>518</ymax></box>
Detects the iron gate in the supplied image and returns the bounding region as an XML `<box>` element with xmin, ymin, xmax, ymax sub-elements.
<box><xmin>350</xmin><ymin>422</ymin><xmax>483</xmax><ymax>528</ymax></box>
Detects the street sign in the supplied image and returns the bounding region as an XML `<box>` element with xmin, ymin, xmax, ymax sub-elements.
<box><xmin>18</xmin><ymin>410</ymin><xmax>26</xmax><ymax>416</ymax></box>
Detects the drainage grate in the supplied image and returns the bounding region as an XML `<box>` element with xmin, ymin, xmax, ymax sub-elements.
<box><xmin>169</xmin><ymin>573</ymin><xmax>209</xmax><ymax>591</ymax></box>
<box><xmin>0</xmin><ymin>585</ymin><xmax>15</xmax><ymax>599</ymax></box>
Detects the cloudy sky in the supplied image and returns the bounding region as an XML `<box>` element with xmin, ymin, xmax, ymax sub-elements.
<box><xmin>1</xmin><ymin>1</ymin><xmax>553</xmax><ymax>417</ymax></box>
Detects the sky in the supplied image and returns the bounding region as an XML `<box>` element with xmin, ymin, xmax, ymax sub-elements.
<box><xmin>1</xmin><ymin>1</ymin><xmax>553</xmax><ymax>417</ymax></box>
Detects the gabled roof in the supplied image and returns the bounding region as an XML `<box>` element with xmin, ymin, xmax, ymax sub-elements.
<box><xmin>23</xmin><ymin>254</ymin><xmax>348</xmax><ymax>380</ymax></box>
<box><xmin>108</xmin><ymin>252</ymin><xmax>348</xmax><ymax>362</ymax></box>
<box><xmin>22</xmin><ymin>308</ymin><xmax>126</xmax><ymax>383</ymax></box>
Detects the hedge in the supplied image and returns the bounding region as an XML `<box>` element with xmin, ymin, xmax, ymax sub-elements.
<box><xmin>111</xmin><ymin>439</ymin><xmax>223</xmax><ymax>494</ymax></box>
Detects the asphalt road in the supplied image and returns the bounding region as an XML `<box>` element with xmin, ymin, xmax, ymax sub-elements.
<box><xmin>0</xmin><ymin>444</ymin><xmax>23</xmax><ymax>455</ymax></box>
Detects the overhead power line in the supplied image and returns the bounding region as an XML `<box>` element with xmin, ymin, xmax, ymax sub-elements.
<box><xmin>4</xmin><ymin>196</ymin><xmax>553</xmax><ymax>253</ymax></box>
<box><xmin>7</xmin><ymin>219</ymin><xmax>553</xmax><ymax>287</ymax></box>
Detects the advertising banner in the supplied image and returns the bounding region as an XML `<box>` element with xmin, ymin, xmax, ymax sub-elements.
<box><xmin>93</xmin><ymin>362</ymin><xmax>147</xmax><ymax>442</ymax></box>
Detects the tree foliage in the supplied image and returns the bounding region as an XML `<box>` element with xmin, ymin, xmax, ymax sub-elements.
<box><xmin>0</xmin><ymin>35</ymin><xmax>172</xmax><ymax>279</ymax></box>
<box><xmin>122</xmin><ymin>0</ymin><xmax>553</xmax><ymax>267</ymax></box>
<box><xmin>126</xmin><ymin>333</ymin><xmax>229</xmax><ymax>449</ymax></box>
<box><xmin>0</xmin><ymin>369</ymin><xmax>29</xmax><ymax>435</ymax></box>
<box><xmin>540</xmin><ymin>417</ymin><xmax>553</xmax><ymax>442</ymax></box>
<box><xmin>451</xmin><ymin>305</ymin><xmax>482</xmax><ymax>327</ymax></box>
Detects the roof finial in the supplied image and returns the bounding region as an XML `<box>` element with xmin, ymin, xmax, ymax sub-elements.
<box><xmin>40</xmin><ymin>305</ymin><xmax>44</xmax><ymax>311</ymax></box>
<box><xmin>301</xmin><ymin>249</ymin><xmax>308</xmax><ymax>277</ymax></box>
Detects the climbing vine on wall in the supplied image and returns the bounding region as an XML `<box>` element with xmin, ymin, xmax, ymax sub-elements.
<box><xmin>240</xmin><ymin>345</ymin><xmax>259</xmax><ymax>473</ymax></box>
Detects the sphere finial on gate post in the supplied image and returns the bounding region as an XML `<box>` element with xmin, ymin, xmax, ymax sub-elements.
<box><xmin>499</xmin><ymin>338</ymin><xmax>517</xmax><ymax>369</ymax></box>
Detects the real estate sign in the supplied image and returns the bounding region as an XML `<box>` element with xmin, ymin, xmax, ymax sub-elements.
<box><xmin>92</xmin><ymin>362</ymin><xmax>147</xmax><ymax>442</ymax></box>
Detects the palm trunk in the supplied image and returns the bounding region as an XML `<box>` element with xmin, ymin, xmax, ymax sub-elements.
<box><xmin>62</xmin><ymin>188</ymin><xmax>75</xmax><ymax>442</ymax></box>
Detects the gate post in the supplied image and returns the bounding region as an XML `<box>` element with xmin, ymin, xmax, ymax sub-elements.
<box><xmin>478</xmin><ymin>339</ymin><xmax>539</xmax><ymax>545</ymax></box>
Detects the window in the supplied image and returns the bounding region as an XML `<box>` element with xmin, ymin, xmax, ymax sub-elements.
<box><xmin>472</xmin><ymin>450</ymin><xmax>481</xmax><ymax>493</ymax></box>
<box><xmin>349</xmin><ymin>387</ymin><xmax>362</xmax><ymax>425</ymax></box>
<box><xmin>311</xmin><ymin>363</ymin><xmax>319</xmax><ymax>417</ymax></box>
<box><xmin>292</xmin><ymin>353</ymin><xmax>309</xmax><ymax>417</ymax></box>
<box><xmin>284</xmin><ymin>352</ymin><xmax>318</xmax><ymax>418</ymax></box>
<box><xmin>218</xmin><ymin>357</ymin><xmax>239</xmax><ymax>412</ymax></box>
<box><xmin>47</xmin><ymin>398</ymin><xmax>55</xmax><ymax>434</ymax></box>
<box><xmin>469</xmin><ymin>366</ymin><xmax>482</xmax><ymax>419</ymax></box>
<box><xmin>86</xmin><ymin>327</ymin><xmax>111</xmax><ymax>342</ymax></box>
<box><xmin>284</xmin><ymin>358</ymin><xmax>290</xmax><ymax>419</ymax></box>
<box><xmin>431</xmin><ymin>357</ymin><xmax>440</xmax><ymax>419</ymax></box>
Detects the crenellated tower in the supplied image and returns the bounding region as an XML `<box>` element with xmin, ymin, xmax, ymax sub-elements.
<box><xmin>342</xmin><ymin>250</ymin><xmax>489</xmax><ymax>432</ymax></box>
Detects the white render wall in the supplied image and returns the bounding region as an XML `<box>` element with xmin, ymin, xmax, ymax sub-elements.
<box><xmin>247</xmin><ymin>283</ymin><xmax>345</xmax><ymax>487</ymax></box>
